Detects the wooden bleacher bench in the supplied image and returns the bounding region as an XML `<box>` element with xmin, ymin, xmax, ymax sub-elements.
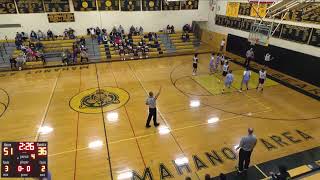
<box><xmin>25</xmin><ymin>61</ymin><xmax>44</xmax><ymax>68</ymax></box>
<box><xmin>302</xmin><ymin>172</ymin><xmax>320</xmax><ymax>179</ymax></box>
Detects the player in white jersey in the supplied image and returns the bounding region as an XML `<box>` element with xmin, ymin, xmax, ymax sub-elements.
<box><xmin>222</xmin><ymin>61</ymin><xmax>229</xmax><ymax>77</ymax></box>
<box><xmin>256</xmin><ymin>68</ymin><xmax>267</xmax><ymax>91</ymax></box>
<box><xmin>192</xmin><ymin>53</ymin><xmax>199</xmax><ymax>76</ymax></box>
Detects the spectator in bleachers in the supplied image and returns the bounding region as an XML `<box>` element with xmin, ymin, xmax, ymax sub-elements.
<box><xmin>35</xmin><ymin>40</ymin><xmax>43</xmax><ymax>51</ymax></box>
<box><xmin>118</xmin><ymin>25</ymin><xmax>124</xmax><ymax>34</ymax></box>
<box><xmin>153</xmin><ymin>33</ymin><xmax>158</xmax><ymax>40</ymax></box>
<box><xmin>166</xmin><ymin>25</ymin><xmax>171</xmax><ymax>33</ymax></box>
<box><xmin>139</xmin><ymin>26</ymin><xmax>144</xmax><ymax>35</ymax></box>
<box><xmin>63</xmin><ymin>29</ymin><xmax>69</xmax><ymax>39</ymax></box>
<box><xmin>30</xmin><ymin>30</ymin><xmax>37</xmax><ymax>41</ymax></box>
<box><xmin>15</xmin><ymin>33</ymin><xmax>23</xmax><ymax>49</ymax></box>
<box><xmin>90</xmin><ymin>28</ymin><xmax>96</xmax><ymax>39</ymax></box>
<box><xmin>72</xmin><ymin>43</ymin><xmax>79</xmax><ymax>64</ymax></box>
<box><xmin>148</xmin><ymin>32</ymin><xmax>153</xmax><ymax>41</ymax></box>
<box><xmin>102</xmin><ymin>28</ymin><xmax>107</xmax><ymax>34</ymax></box>
<box><xmin>61</xmin><ymin>49</ymin><xmax>69</xmax><ymax>65</ymax></box>
<box><xmin>183</xmin><ymin>24</ymin><xmax>192</xmax><ymax>33</ymax></box>
<box><xmin>182</xmin><ymin>33</ymin><xmax>189</xmax><ymax>42</ymax></box>
<box><xmin>16</xmin><ymin>53</ymin><xmax>26</xmax><ymax>70</ymax></box>
<box><xmin>35</xmin><ymin>51</ymin><xmax>46</xmax><ymax>64</ymax></box>
<box><xmin>37</xmin><ymin>30</ymin><xmax>44</xmax><ymax>40</ymax></box>
<box><xmin>80</xmin><ymin>36</ymin><xmax>86</xmax><ymax>46</ymax></box>
<box><xmin>102</xmin><ymin>34</ymin><xmax>108</xmax><ymax>44</ymax></box>
<box><xmin>21</xmin><ymin>32</ymin><xmax>28</xmax><ymax>41</ymax></box>
<box><xmin>135</xmin><ymin>27</ymin><xmax>139</xmax><ymax>35</ymax></box>
<box><xmin>68</xmin><ymin>28</ymin><xmax>75</xmax><ymax>39</ymax></box>
<box><xmin>270</xmin><ymin>165</ymin><xmax>290</xmax><ymax>180</ymax></box>
<box><xmin>47</xmin><ymin>29</ymin><xmax>54</xmax><ymax>40</ymax></box>
<box><xmin>80</xmin><ymin>49</ymin><xmax>89</xmax><ymax>63</ymax></box>
<box><xmin>87</xmin><ymin>28</ymin><xmax>91</xmax><ymax>35</ymax></box>
<box><xmin>9</xmin><ymin>56</ymin><xmax>17</xmax><ymax>70</ymax></box>
<box><xmin>95</xmin><ymin>27</ymin><xmax>101</xmax><ymax>37</ymax></box>
<box><xmin>130</xmin><ymin>25</ymin><xmax>135</xmax><ymax>35</ymax></box>
<box><xmin>171</xmin><ymin>25</ymin><xmax>175</xmax><ymax>34</ymax></box>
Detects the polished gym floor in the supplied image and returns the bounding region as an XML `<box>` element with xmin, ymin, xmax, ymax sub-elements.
<box><xmin>0</xmin><ymin>54</ymin><xmax>319</xmax><ymax>180</ymax></box>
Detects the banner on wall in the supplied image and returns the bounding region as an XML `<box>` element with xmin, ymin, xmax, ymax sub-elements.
<box><xmin>73</xmin><ymin>0</ymin><xmax>97</xmax><ymax>11</ymax></box>
<box><xmin>238</xmin><ymin>3</ymin><xmax>251</xmax><ymax>16</ymax></box>
<box><xmin>0</xmin><ymin>0</ymin><xmax>17</xmax><ymax>14</ymax></box>
<box><xmin>120</xmin><ymin>0</ymin><xmax>141</xmax><ymax>11</ymax></box>
<box><xmin>47</xmin><ymin>13</ymin><xmax>75</xmax><ymax>23</ymax></box>
<box><xmin>162</xmin><ymin>0</ymin><xmax>180</xmax><ymax>10</ymax></box>
<box><xmin>226</xmin><ymin>2</ymin><xmax>240</xmax><ymax>17</ymax></box>
<box><xmin>250</xmin><ymin>3</ymin><xmax>268</xmax><ymax>17</ymax></box>
<box><xmin>97</xmin><ymin>0</ymin><xmax>120</xmax><ymax>10</ymax></box>
<box><xmin>181</xmin><ymin>0</ymin><xmax>199</xmax><ymax>10</ymax></box>
<box><xmin>16</xmin><ymin>0</ymin><xmax>44</xmax><ymax>13</ymax></box>
<box><xmin>142</xmin><ymin>0</ymin><xmax>161</xmax><ymax>11</ymax></box>
<box><xmin>43</xmin><ymin>0</ymin><xmax>70</xmax><ymax>12</ymax></box>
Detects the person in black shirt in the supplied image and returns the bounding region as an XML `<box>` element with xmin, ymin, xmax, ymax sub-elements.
<box><xmin>9</xmin><ymin>56</ymin><xmax>17</xmax><ymax>70</ymax></box>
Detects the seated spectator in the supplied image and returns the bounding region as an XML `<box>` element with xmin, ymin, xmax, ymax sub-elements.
<box><xmin>80</xmin><ymin>49</ymin><xmax>89</xmax><ymax>63</ymax></box>
<box><xmin>35</xmin><ymin>41</ymin><xmax>43</xmax><ymax>51</ymax></box>
<box><xmin>153</xmin><ymin>33</ymin><xmax>158</xmax><ymax>40</ymax></box>
<box><xmin>37</xmin><ymin>30</ymin><xmax>44</xmax><ymax>40</ymax></box>
<box><xmin>102</xmin><ymin>34</ymin><xmax>108</xmax><ymax>44</ymax></box>
<box><xmin>35</xmin><ymin>51</ymin><xmax>46</xmax><ymax>63</ymax></box>
<box><xmin>86</xmin><ymin>28</ymin><xmax>90</xmax><ymax>35</ymax></box>
<box><xmin>128</xmin><ymin>33</ymin><xmax>133</xmax><ymax>40</ymax></box>
<box><xmin>135</xmin><ymin>27</ymin><xmax>139</xmax><ymax>35</ymax></box>
<box><xmin>186</xmin><ymin>33</ymin><xmax>190</xmax><ymax>40</ymax></box>
<box><xmin>96</xmin><ymin>27</ymin><xmax>101</xmax><ymax>36</ymax></box>
<box><xmin>171</xmin><ymin>25</ymin><xmax>175</xmax><ymax>34</ymax></box>
<box><xmin>270</xmin><ymin>165</ymin><xmax>290</xmax><ymax>180</ymax></box>
<box><xmin>90</xmin><ymin>28</ymin><xmax>96</xmax><ymax>39</ymax></box>
<box><xmin>61</xmin><ymin>49</ymin><xmax>69</xmax><ymax>65</ymax></box>
<box><xmin>118</xmin><ymin>25</ymin><xmax>124</xmax><ymax>34</ymax></box>
<box><xmin>80</xmin><ymin>36</ymin><xmax>86</xmax><ymax>46</ymax></box>
<box><xmin>30</xmin><ymin>30</ymin><xmax>37</xmax><ymax>41</ymax></box>
<box><xmin>47</xmin><ymin>29</ymin><xmax>54</xmax><ymax>40</ymax></box>
<box><xmin>102</xmin><ymin>28</ymin><xmax>107</xmax><ymax>34</ymax></box>
<box><xmin>183</xmin><ymin>24</ymin><xmax>191</xmax><ymax>33</ymax></box>
<box><xmin>112</xmin><ymin>26</ymin><xmax>117</xmax><ymax>33</ymax></box>
<box><xmin>16</xmin><ymin>53</ymin><xmax>26</xmax><ymax>70</ymax></box>
<box><xmin>139</xmin><ymin>26</ymin><xmax>144</xmax><ymax>35</ymax></box>
<box><xmin>166</xmin><ymin>25</ymin><xmax>171</xmax><ymax>33</ymax></box>
<box><xmin>63</xmin><ymin>29</ymin><xmax>69</xmax><ymax>39</ymax></box>
<box><xmin>182</xmin><ymin>33</ymin><xmax>186</xmax><ymax>42</ymax></box>
<box><xmin>9</xmin><ymin>56</ymin><xmax>17</xmax><ymax>70</ymax></box>
<box><xmin>97</xmin><ymin>33</ymin><xmax>102</xmax><ymax>45</ymax></box>
<box><xmin>72</xmin><ymin>43</ymin><xmax>79</xmax><ymax>64</ymax></box>
<box><xmin>21</xmin><ymin>32</ymin><xmax>28</xmax><ymax>41</ymax></box>
<box><xmin>148</xmin><ymin>32</ymin><xmax>153</xmax><ymax>41</ymax></box>
<box><xmin>130</xmin><ymin>25</ymin><xmax>135</xmax><ymax>34</ymax></box>
<box><xmin>68</xmin><ymin>28</ymin><xmax>75</xmax><ymax>39</ymax></box>
<box><xmin>139</xmin><ymin>38</ymin><xmax>144</xmax><ymax>46</ymax></box>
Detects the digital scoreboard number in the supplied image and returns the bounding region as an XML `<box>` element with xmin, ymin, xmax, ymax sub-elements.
<box><xmin>1</xmin><ymin>142</ymin><xmax>48</xmax><ymax>178</ymax></box>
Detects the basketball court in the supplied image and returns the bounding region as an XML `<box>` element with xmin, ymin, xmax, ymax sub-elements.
<box><xmin>0</xmin><ymin>53</ymin><xmax>319</xmax><ymax>179</ymax></box>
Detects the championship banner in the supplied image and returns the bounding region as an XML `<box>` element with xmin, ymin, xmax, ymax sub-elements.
<box><xmin>226</xmin><ymin>2</ymin><xmax>240</xmax><ymax>17</ymax></box>
<box><xmin>47</xmin><ymin>13</ymin><xmax>75</xmax><ymax>23</ymax></box>
<box><xmin>142</xmin><ymin>0</ymin><xmax>161</xmax><ymax>11</ymax></box>
<box><xmin>16</xmin><ymin>0</ymin><xmax>44</xmax><ymax>13</ymax></box>
<box><xmin>97</xmin><ymin>0</ymin><xmax>120</xmax><ymax>10</ymax></box>
<box><xmin>0</xmin><ymin>0</ymin><xmax>17</xmax><ymax>14</ymax></box>
<box><xmin>73</xmin><ymin>0</ymin><xmax>97</xmax><ymax>11</ymax></box>
<box><xmin>120</xmin><ymin>0</ymin><xmax>141</xmax><ymax>11</ymax></box>
<box><xmin>181</xmin><ymin>0</ymin><xmax>199</xmax><ymax>10</ymax></box>
<box><xmin>162</xmin><ymin>0</ymin><xmax>180</xmax><ymax>10</ymax></box>
<box><xmin>44</xmin><ymin>0</ymin><xmax>70</xmax><ymax>12</ymax></box>
<box><xmin>250</xmin><ymin>3</ymin><xmax>268</xmax><ymax>17</ymax></box>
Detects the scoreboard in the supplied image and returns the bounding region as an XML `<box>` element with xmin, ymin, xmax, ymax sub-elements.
<box><xmin>1</xmin><ymin>142</ymin><xmax>48</xmax><ymax>178</ymax></box>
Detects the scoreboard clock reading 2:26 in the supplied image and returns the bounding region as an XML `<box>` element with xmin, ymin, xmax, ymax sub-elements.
<box><xmin>1</xmin><ymin>142</ymin><xmax>48</xmax><ymax>178</ymax></box>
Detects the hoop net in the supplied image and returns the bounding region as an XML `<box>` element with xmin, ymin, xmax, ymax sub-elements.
<box><xmin>248</xmin><ymin>23</ymin><xmax>271</xmax><ymax>46</ymax></box>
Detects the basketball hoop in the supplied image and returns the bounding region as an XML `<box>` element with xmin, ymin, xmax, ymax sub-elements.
<box><xmin>248</xmin><ymin>23</ymin><xmax>271</xmax><ymax>46</ymax></box>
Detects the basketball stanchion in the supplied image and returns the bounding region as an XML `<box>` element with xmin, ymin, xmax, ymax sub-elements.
<box><xmin>248</xmin><ymin>23</ymin><xmax>271</xmax><ymax>46</ymax></box>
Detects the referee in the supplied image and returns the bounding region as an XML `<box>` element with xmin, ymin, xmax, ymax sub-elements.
<box><xmin>236</xmin><ymin>128</ymin><xmax>257</xmax><ymax>173</ymax></box>
<box><xmin>145</xmin><ymin>87</ymin><xmax>161</xmax><ymax>128</ymax></box>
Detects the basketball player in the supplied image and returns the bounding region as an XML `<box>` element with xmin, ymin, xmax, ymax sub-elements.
<box><xmin>145</xmin><ymin>87</ymin><xmax>161</xmax><ymax>128</ymax></box>
<box><xmin>192</xmin><ymin>53</ymin><xmax>199</xmax><ymax>76</ymax></box>
<box><xmin>240</xmin><ymin>68</ymin><xmax>251</xmax><ymax>92</ymax></box>
<box><xmin>264</xmin><ymin>52</ymin><xmax>273</xmax><ymax>67</ymax></box>
<box><xmin>220</xmin><ymin>54</ymin><xmax>225</xmax><ymax>72</ymax></box>
<box><xmin>209</xmin><ymin>53</ymin><xmax>215</xmax><ymax>74</ymax></box>
<box><xmin>222</xmin><ymin>61</ymin><xmax>229</xmax><ymax>77</ymax></box>
<box><xmin>256</xmin><ymin>68</ymin><xmax>267</xmax><ymax>91</ymax></box>
<box><xmin>215</xmin><ymin>53</ymin><xmax>221</xmax><ymax>72</ymax></box>
<box><xmin>222</xmin><ymin>70</ymin><xmax>234</xmax><ymax>93</ymax></box>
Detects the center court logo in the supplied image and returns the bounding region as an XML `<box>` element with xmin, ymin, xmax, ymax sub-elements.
<box><xmin>70</xmin><ymin>87</ymin><xmax>129</xmax><ymax>114</ymax></box>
